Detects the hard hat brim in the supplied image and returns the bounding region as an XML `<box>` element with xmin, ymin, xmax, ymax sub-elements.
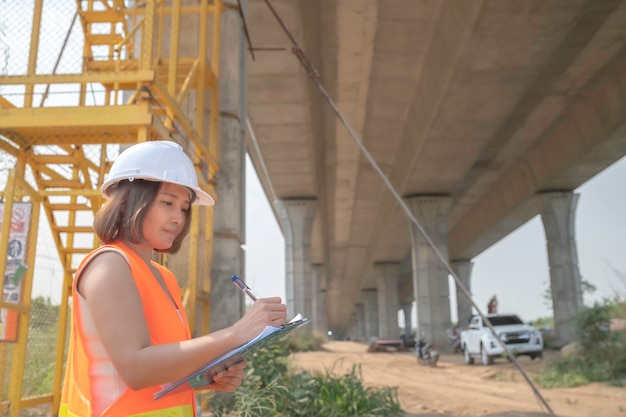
<box><xmin>193</xmin><ymin>187</ymin><xmax>216</xmax><ymax>206</ymax></box>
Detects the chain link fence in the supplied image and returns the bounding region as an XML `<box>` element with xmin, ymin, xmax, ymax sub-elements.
<box><xmin>1</xmin><ymin>0</ymin><xmax>219</xmax><ymax>413</ymax></box>
<box><xmin>1</xmin><ymin>2</ymin><xmax>117</xmax><ymax>415</ymax></box>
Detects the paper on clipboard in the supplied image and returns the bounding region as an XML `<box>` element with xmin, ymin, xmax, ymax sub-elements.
<box><xmin>154</xmin><ymin>314</ymin><xmax>310</xmax><ymax>399</ymax></box>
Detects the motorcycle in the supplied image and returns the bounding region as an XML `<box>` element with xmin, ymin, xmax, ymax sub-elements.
<box><xmin>416</xmin><ymin>338</ymin><xmax>439</xmax><ymax>366</ymax></box>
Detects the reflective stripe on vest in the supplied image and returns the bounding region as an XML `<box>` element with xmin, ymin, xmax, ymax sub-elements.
<box><xmin>59</xmin><ymin>404</ymin><xmax>195</xmax><ymax>417</ymax></box>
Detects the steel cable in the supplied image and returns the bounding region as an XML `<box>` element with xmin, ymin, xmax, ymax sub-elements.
<box><xmin>258</xmin><ymin>0</ymin><xmax>555</xmax><ymax>414</ymax></box>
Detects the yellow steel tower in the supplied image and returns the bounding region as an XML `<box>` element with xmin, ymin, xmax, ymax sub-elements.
<box><xmin>0</xmin><ymin>1</ymin><xmax>223</xmax><ymax>415</ymax></box>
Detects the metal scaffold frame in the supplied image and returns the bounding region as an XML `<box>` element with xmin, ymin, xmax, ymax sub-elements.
<box><xmin>0</xmin><ymin>1</ymin><xmax>224</xmax><ymax>415</ymax></box>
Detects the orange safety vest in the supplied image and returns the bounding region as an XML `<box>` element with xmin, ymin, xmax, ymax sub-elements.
<box><xmin>59</xmin><ymin>241</ymin><xmax>196</xmax><ymax>417</ymax></box>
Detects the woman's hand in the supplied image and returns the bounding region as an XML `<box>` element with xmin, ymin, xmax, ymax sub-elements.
<box><xmin>207</xmin><ymin>361</ymin><xmax>246</xmax><ymax>392</ymax></box>
<box><xmin>231</xmin><ymin>297</ymin><xmax>287</xmax><ymax>345</ymax></box>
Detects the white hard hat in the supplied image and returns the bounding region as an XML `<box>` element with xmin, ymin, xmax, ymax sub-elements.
<box><xmin>101</xmin><ymin>141</ymin><xmax>215</xmax><ymax>206</ymax></box>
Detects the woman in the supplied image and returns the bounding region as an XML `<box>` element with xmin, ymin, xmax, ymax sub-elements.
<box><xmin>60</xmin><ymin>141</ymin><xmax>287</xmax><ymax>417</ymax></box>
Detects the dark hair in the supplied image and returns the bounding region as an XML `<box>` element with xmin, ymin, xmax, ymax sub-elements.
<box><xmin>94</xmin><ymin>180</ymin><xmax>192</xmax><ymax>254</ymax></box>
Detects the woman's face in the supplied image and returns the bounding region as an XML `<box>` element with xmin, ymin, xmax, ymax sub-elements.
<box><xmin>142</xmin><ymin>183</ymin><xmax>192</xmax><ymax>250</ymax></box>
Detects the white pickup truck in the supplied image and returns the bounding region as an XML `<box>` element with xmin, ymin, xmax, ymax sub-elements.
<box><xmin>460</xmin><ymin>313</ymin><xmax>543</xmax><ymax>365</ymax></box>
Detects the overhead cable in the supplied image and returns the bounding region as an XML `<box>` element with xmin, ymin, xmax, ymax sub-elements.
<box><xmin>258</xmin><ymin>0</ymin><xmax>555</xmax><ymax>414</ymax></box>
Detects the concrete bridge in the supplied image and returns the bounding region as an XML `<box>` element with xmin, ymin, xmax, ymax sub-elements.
<box><xmin>240</xmin><ymin>0</ymin><xmax>626</xmax><ymax>348</ymax></box>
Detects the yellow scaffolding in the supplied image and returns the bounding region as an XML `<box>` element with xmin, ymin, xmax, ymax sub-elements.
<box><xmin>0</xmin><ymin>0</ymin><xmax>223</xmax><ymax>415</ymax></box>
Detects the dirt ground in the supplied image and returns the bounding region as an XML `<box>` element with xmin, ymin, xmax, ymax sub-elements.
<box><xmin>291</xmin><ymin>341</ymin><xmax>625</xmax><ymax>417</ymax></box>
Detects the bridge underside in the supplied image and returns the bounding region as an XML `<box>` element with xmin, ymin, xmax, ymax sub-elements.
<box><xmin>244</xmin><ymin>0</ymin><xmax>626</xmax><ymax>332</ymax></box>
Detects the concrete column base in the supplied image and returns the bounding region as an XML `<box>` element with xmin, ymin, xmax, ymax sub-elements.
<box><xmin>451</xmin><ymin>260</ymin><xmax>474</xmax><ymax>326</ymax></box>
<box><xmin>362</xmin><ymin>288</ymin><xmax>379</xmax><ymax>341</ymax></box>
<box><xmin>401</xmin><ymin>301</ymin><xmax>413</xmax><ymax>338</ymax></box>
<box><xmin>537</xmin><ymin>191</ymin><xmax>583</xmax><ymax>346</ymax></box>
<box><xmin>355</xmin><ymin>303</ymin><xmax>365</xmax><ymax>342</ymax></box>
<box><xmin>406</xmin><ymin>195</ymin><xmax>452</xmax><ymax>350</ymax></box>
<box><xmin>311</xmin><ymin>263</ymin><xmax>328</xmax><ymax>334</ymax></box>
<box><xmin>277</xmin><ymin>198</ymin><xmax>317</xmax><ymax>321</ymax></box>
<box><xmin>374</xmin><ymin>262</ymin><xmax>400</xmax><ymax>339</ymax></box>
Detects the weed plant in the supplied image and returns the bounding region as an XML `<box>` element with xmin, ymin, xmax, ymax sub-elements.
<box><xmin>536</xmin><ymin>300</ymin><xmax>626</xmax><ymax>388</ymax></box>
<box><xmin>204</xmin><ymin>333</ymin><xmax>403</xmax><ymax>417</ymax></box>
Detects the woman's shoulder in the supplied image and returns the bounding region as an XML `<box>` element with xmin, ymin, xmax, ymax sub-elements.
<box><xmin>77</xmin><ymin>245</ymin><xmax>132</xmax><ymax>280</ymax></box>
<box><xmin>86</xmin><ymin>245</ymin><xmax>130</xmax><ymax>268</ymax></box>
<box><xmin>75</xmin><ymin>247</ymin><xmax>133</xmax><ymax>296</ymax></box>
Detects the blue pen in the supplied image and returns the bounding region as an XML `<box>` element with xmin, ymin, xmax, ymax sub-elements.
<box><xmin>231</xmin><ymin>275</ymin><xmax>258</xmax><ymax>302</ymax></box>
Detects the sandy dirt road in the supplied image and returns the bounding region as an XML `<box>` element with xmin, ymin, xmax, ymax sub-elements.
<box><xmin>291</xmin><ymin>341</ymin><xmax>625</xmax><ymax>417</ymax></box>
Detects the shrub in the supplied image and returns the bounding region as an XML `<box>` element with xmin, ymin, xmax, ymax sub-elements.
<box><xmin>285</xmin><ymin>330</ymin><xmax>327</xmax><ymax>352</ymax></box>
<box><xmin>536</xmin><ymin>300</ymin><xmax>626</xmax><ymax>388</ymax></box>
<box><xmin>204</xmin><ymin>339</ymin><xmax>403</xmax><ymax>417</ymax></box>
<box><xmin>286</xmin><ymin>364</ymin><xmax>403</xmax><ymax>417</ymax></box>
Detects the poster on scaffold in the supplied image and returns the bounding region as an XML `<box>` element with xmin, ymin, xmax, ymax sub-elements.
<box><xmin>0</xmin><ymin>202</ymin><xmax>32</xmax><ymax>342</ymax></box>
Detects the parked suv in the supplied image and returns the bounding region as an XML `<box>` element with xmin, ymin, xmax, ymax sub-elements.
<box><xmin>460</xmin><ymin>313</ymin><xmax>543</xmax><ymax>365</ymax></box>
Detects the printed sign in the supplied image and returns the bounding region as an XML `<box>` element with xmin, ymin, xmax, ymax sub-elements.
<box><xmin>0</xmin><ymin>202</ymin><xmax>32</xmax><ymax>342</ymax></box>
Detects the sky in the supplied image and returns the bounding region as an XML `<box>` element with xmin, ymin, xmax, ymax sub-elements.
<box><xmin>244</xmin><ymin>154</ymin><xmax>626</xmax><ymax>327</ymax></box>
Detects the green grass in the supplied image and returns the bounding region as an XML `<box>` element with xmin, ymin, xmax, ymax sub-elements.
<box><xmin>204</xmin><ymin>333</ymin><xmax>404</xmax><ymax>417</ymax></box>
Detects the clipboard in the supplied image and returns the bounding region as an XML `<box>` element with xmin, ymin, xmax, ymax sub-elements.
<box><xmin>154</xmin><ymin>314</ymin><xmax>310</xmax><ymax>399</ymax></box>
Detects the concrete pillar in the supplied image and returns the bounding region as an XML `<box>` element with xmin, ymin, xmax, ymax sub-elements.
<box><xmin>374</xmin><ymin>262</ymin><xmax>400</xmax><ymax>339</ymax></box>
<box><xmin>355</xmin><ymin>303</ymin><xmax>365</xmax><ymax>342</ymax></box>
<box><xmin>311</xmin><ymin>263</ymin><xmax>328</xmax><ymax>334</ymax></box>
<box><xmin>209</xmin><ymin>1</ymin><xmax>246</xmax><ymax>331</ymax></box>
<box><xmin>348</xmin><ymin>312</ymin><xmax>357</xmax><ymax>341</ymax></box>
<box><xmin>362</xmin><ymin>288</ymin><xmax>379</xmax><ymax>342</ymax></box>
<box><xmin>276</xmin><ymin>199</ymin><xmax>317</xmax><ymax>320</ymax></box>
<box><xmin>451</xmin><ymin>260</ymin><xmax>474</xmax><ymax>327</ymax></box>
<box><xmin>400</xmin><ymin>302</ymin><xmax>413</xmax><ymax>338</ymax></box>
<box><xmin>537</xmin><ymin>192</ymin><xmax>583</xmax><ymax>346</ymax></box>
<box><xmin>406</xmin><ymin>195</ymin><xmax>452</xmax><ymax>350</ymax></box>
<box><xmin>318</xmin><ymin>289</ymin><xmax>328</xmax><ymax>336</ymax></box>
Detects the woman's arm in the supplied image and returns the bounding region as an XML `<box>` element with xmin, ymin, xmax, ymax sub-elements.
<box><xmin>78</xmin><ymin>251</ymin><xmax>287</xmax><ymax>390</ymax></box>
